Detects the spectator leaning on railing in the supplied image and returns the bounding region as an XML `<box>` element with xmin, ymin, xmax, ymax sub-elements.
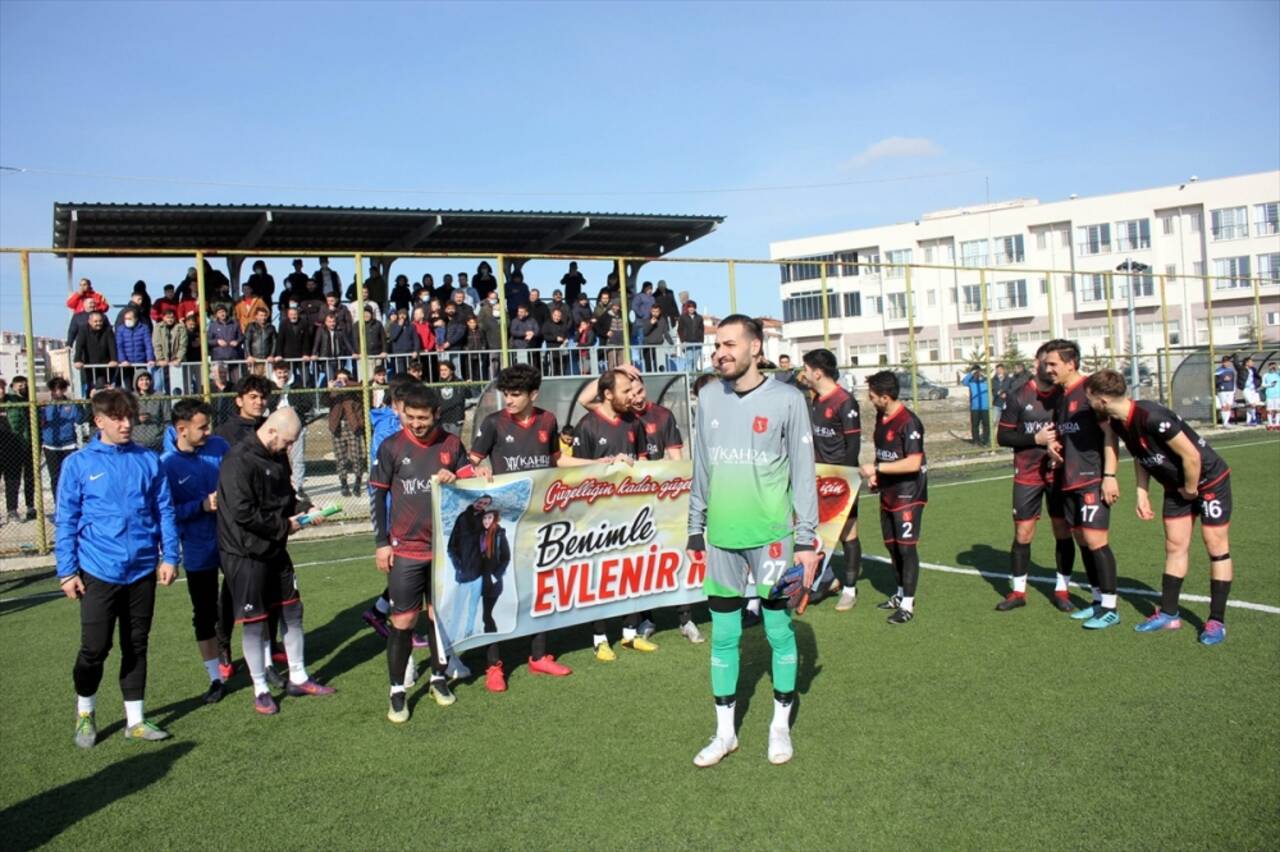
<box><xmin>67</xmin><ymin>278</ymin><xmax>110</xmax><ymax>347</ymax></box>
<box><xmin>150</xmin><ymin>284</ymin><xmax>178</xmax><ymax>325</ymax></box>
<box><xmin>245</xmin><ymin>307</ymin><xmax>277</xmax><ymax>367</ymax></box>
<box><xmin>74</xmin><ymin>311</ymin><xmax>118</xmax><ymax>392</ymax></box>
<box><xmin>152</xmin><ymin>309</ymin><xmax>187</xmax><ymax>391</ymax></box>
<box><xmin>41</xmin><ymin>376</ymin><xmax>81</xmax><ymax>503</ymax></box>
<box><xmin>312</xmin><ymin>312</ymin><xmax>355</xmax><ymax>382</ymax></box>
<box><xmin>115</xmin><ymin>308</ymin><xmax>156</xmax><ymax>387</ymax></box>
<box><xmin>208</xmin><ymin>305</ymin><xmax>244</xmax><ymax>365</ymax></box>
<box><xmin>235</xmin><ymin>287</ymin><xmax>269</xmax><ymax>331</ymax></box>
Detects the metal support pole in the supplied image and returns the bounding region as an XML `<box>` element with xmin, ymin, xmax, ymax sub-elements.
<box><xmin>1253</xmin><ymin>275</ymin><xmax>1264</xmax><ymax>350</ymax></box>
<box><xmin>1126</xmin><ymin>263</ymin><xmax>1139</xmax><ymax>395</ymax></box>
<box><xmin>1159</xmin><ymin>274</ymin><xmax>1173</xmax><ymax>406</ymax></box>
<box><xmin>727</xmin><ymin>260</ymin><xmax>737</xmax><ymax>314</ymax></box>
<box><xmin>905</xmin><ymin>264</ymin><xmax>919</xmax><ymax>405</ymax></box>
<box><xmin>196</xmin><ymin>252</ymin><xmax>211</xmax><ymax>402</ymax></box>
<box><xmin>979</xmin><ymin>268</ymin><xmax>993</xmax><ymax>447</ymax></box>
<box><xmin>819</xmin><ymin>262</ymin><xmax>830</xmax><ymax>349</ymax></box>
<box><xmin>496</xmin><ymin>254</ymin><xmax>510</xmax><ymax>369</ymax></box>
<box><xmin>1045</xmin><ymin>270</ymin><xmax>1057</xmax><ymax>337</ymax></box>
<box><xmin>354</xmin><ymin>254</ymin><xmax>373</xmax><ymax>443</ymax></box>
<box><xmin>20</xmin><ymin>251</ymin><xmax>49</xmax><ymax>552</ymax></box>
<box><xmin>1104</xmin><ymin>271</ymin><xmax>1116</xmax><ymax>368</ymax></box>
<box><xmin>616</xmin><ymin>257</ymin><xmax>632</xmax><ymax>365</ymax></box>
<box><xmin>1204</xmin><ymin>275</ymin><xmax>1216</xmax><ymax>422</ymax></box>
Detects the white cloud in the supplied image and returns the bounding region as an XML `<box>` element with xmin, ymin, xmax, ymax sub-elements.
<box><xmin>844</xmin><ymin>136</ymin><xmax>944</xmax><ymax>169</ymax></box>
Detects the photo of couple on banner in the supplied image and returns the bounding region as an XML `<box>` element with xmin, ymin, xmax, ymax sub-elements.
<box><xmin>432</xmin><ymin>461</ymin><xmax>860</xmax><ymax>654</ymax></box>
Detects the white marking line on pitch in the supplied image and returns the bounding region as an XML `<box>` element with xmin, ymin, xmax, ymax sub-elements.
<box><xmin>862</xmin><ymin>554</ymin><xmax>1280</xmax><ymax>615</ymax></box>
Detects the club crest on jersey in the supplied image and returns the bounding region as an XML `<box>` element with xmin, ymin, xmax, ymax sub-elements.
<box><xmin>753</xmin><ymin>416</ymin><xmax>768</xmax><ymax>433</ymax></box>
<box><xmin>439</xmin><ymin>451</ymin><xmax>452</xmax><ymax>465</ymax></box>
<box><xmin>1084</xmin><ymin>491</ymin><xmax>1097</xmax><ymax>505</ymax></box>
<box><xmin>903</xmin><ymin>510</ymin><xmax>913</xmax><ymax>521</ymax></box>
<box><xmin>538</xmin><ymin>430</ymin><xmax>549</xmax><ymax>443</ymax></box>
<box><xmin>645</xmin><ymin>422</ymin><xmax>657</xmax><ymax>434</ymax></box>
<box><xmin>1069</xmin><ymin>400</ymin><xmax>1078</xmax><ymax>413</ymax></box>
<box><xmin>886</xmin><ymin>430</ymin><xmax>895</xmax><ymax>441</ymax></box>
<box><xmin>769</xmin><ymin>541</ymin><xmax>782</xmax><ymax>559</ymax></box>
<box><xmin>825</xmin><ymin>407</ymin><xmax>834</xmax><ymax>418</ymax></box>
<box><xmin>1204</xmin><ymin>492</ymin><xmax>1215</xmax><ymax>501</ymax></box>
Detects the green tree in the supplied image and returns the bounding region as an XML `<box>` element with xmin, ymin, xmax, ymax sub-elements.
<box><xmin>1000</xmin><ymin>332</ymin><xmax>1027</xmax><ymax>373</ymax></box>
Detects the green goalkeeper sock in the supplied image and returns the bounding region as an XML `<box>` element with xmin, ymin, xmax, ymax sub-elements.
<box><xmin>708</xmin><ymin>607</ymin><xmax>742</xmax><ymax>698</ymax></box>
<box><xmin>762</xmin><ymin>606</ymin><xmax>798</xmax><ymax>693</ymax></box>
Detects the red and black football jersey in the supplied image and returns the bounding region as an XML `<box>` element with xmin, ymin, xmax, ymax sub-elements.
<box><xmin>1055</xmin><ymin>376</ymin><xmax>1106</xmax><ymax>491</ymax></box>
<box><xmin>873</xmin><ymin>403</ymin><xmax>927</xmax><ymax>509</ymax></box>
<box><xmin>470</xmin><ymin>408</ymin><xmax>560</xmax><ymax>474</ymax></box>
<box><xmin>572</xmin><ymin>408</ymin><xmax>643</xmax><ymax>461</ymax></box>
<box><xmin>370</xmin><ymin>428</ymin><xmax>473</xmax><ymax>559</ymax></box>
<box><xmin>999</xmin><ymin>378</ymin><xmax>1059</xmax><ymax>486</ymax></box>
<box><xmin>635</xmin><ymin>402</ymin><xmax>682</xmax><ymax>461</ymax></box>
<box><xmin>1110</xmin><ymin>401</ymin><xmax>1229</xmax><ymax>492</ymax></box>
<box><xmin>809</xmin><ymin>386</ymin><xmax>861</xmax><ymax>465</ymax></box>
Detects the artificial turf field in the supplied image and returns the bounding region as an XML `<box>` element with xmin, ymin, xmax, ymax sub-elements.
<box><xmin>1</xmin><ymin>436</ymin><xmax>1277</xmax><ymax>851</ymax></box>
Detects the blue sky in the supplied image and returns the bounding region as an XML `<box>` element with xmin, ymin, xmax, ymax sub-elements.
<box><xmin>2</xmin><ymin>0</ymin><xmax>1277</xmax><ymax>339</ymax></box>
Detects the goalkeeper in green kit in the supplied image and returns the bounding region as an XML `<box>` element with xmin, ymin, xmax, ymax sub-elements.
<box><xmin>686</xmin><ymin>315</ymin><xmax>820</xmax><ymax>767</ymax></box>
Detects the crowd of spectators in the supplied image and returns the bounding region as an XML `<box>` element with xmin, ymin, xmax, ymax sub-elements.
<box><xmin>61</xmin><ymin>258</ymin><xmax>709</xmax><ymax>396</ymax></box>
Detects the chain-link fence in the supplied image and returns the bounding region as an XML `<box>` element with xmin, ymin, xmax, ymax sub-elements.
<box><xmin>1</xmin><ymin>246</ymin><xmax>1277</xmax><ymax>555</ymax></box>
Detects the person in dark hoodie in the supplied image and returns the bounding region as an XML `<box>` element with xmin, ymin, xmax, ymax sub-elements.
<box><xmin>247</xmin><ymin>260</ymin><xmax>276</xmax><ymax>309</ymax></box>
<box><xmin>389</xmin><ymin>275</ymin><xmax>413</xmax><ymax>314</ymax></box>
<box><xmin>217</xmin><ymin>407</ymin><xmax>335</xmax><ymax>715</ymax></box>
<box><xmin>56</xmin><ymin>388</ymin><xmax>179</xmax><ymax>746</ymax></box>
<box><xmin>479</xmin><ymin>509</ymin><xmax>511</xmax><ymax>634</ymax></box>
<box><xmin>40</xmin><ymin>376</ymin><xmax>81</xmax><ymax>503</ymax></box>
<box><xmin>541</xmin><ymin>304</ymin><xmax>572</xmax><ymax>376</ymax></box>
<box><xmin>274</xmin><ymin>304</ymin><xmax>315</xmax><ymax>387</ymax></box>
<box><xmin>160</xmin><ymin>398</ymin><xmax>231</xmax><ymax>704</ymax></box>
<box><xmin>386</xmin><ymin>307</ymin><xmax>421</xmax><ymax>375</ymax></box>
<box><xmin>447</xmin><ymin>494</ymin><xmax>491</xmax><ymax>641</ymax></box>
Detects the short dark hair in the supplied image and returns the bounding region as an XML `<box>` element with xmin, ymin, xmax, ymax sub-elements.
<box><xmin>717</xmin><ymin>313</ymin><xmax>763</xmax><ymax>342</ymax></box>
<box><xmin>866</xmin><ymin>370</ymin><xmax>900</xmax><ymax>399</ymax></box>
<box><xmin>1221</xmin><ymin>355</ymin><xmax>1233</xmax><ymax>363</ymax></box>
<box><xmin>401</xmin><ymin>384</ymin><xmax>440</xmax><ymax>412</ymax></box>
<box><xmin>597</xmin><ymin>368</ymin><xmax>631</xmax><ymax>400</ymax></box>
<box><xmin>335</xmin><ymin>368</ymin><xmax>353</xmax><ymax>380</ymax></box>
<box><xmin>46</xmin><ymin>376</ymin><xmax>70</xmax><ymax>392</ymax></box>
<box><xmin>801</xmin><ymin>348</ymin><xmax>838</xmax><ymax>380</ymax></box>
<box><xmin>92</xmin><ymin>388</ymin><xmax>138</xmax><ymax>420</ymax></box>
<box><xmin>234</xmin><ymin>374</ymin><xmax>273</xmax><ymax>399</ymax></box>
<box><xmin>1084</xmin><ymin>369</ymin><xmax>1127</xmax><ymax>398</ymax></box>
<box><xmin>171</xmin><ymin>398</ymin><xmax>213</xmax><ymax>425</ymax></box>
<box><xmin>496</xmin><ymin>363</ymin><xmax>542</xmax><ymax>394</ymax></box>
<box><xmin>1041</xmin><ymin>339</ymin><xmax>1081</xmax><ymax>369</ymax></box>
<box><xmin>387</xmin><ymin>373</ymin><xmax>417</xmax><ymax>403</ymax></box>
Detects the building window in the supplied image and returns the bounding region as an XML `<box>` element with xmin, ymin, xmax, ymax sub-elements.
<box><xmin>1266</xmin><ymin>311</ymin><xmax>1279</xmax><ymax>327</ymax></box>
<box><xmin>1161</xmin><ymin>214</ymin><xmax>1175</xmax><ymax>235</ymax></box>
<box><xmin>1210</xmin><ymin>206</ymin><xmax>1248</xmax><ymax>241</ymax></box>
<box><xmin>782</xmin><ymin>290</ymin><xmax>840</xmax><ymax>322</ymax></box>
<box><xmin>835</xmin><ymin>250</ymin><xmax>861</xmax><ymax>277</ymax></box>
<box><xmin>842</xmin><ymin>292</ymin><xmax>862</xmax><ymax>317</ymax></box>
<box><xmin>779</xmin><ymin>254</ymin><xmax>838</xmax><ymax>284</ymax></box>
<box><xmin>960</xmin><ymin>239</ymin><xmax>988</xmax><ymax>267</ymax></box>
<box><xmin>847</xmin><ymin>344</ymin><xmax>887</xmax><ymax>366</ymax></box>
<box><xmin>994</xmin><ymin>279</ymin><xmax>1028</xmax><ymax>310</ymax></box>
<box><xmin>886</xmin><ymin>292</ymin><xmax>913</xmax><ymax>319</ymax></box>
<box><xmin>1257</xmin><ymin>252</ymin><xmax>1280</xmax><ymax>283</ymax></box>
<box><xmin>1077</xmin><ymin>273</ymin><xmax>1108</xmax><ymax>303</ymax></box>
<box><xmin>1036</xmin><ymin>231</ymin><xmax>1047</xmax><ymax>250</ymax></box>
<box><xmin>1039</xmin><ymin>277</ymin><xmax>1049</xmax><ymax>294</ymax></box>
<box><xmin>1255</xmin><ymin>202</ymin><xmax>1279</xmax><ymax>236</ymax></box>
<box><xmin>1165</xmin><ymin>263</ymin><xmax>1177</xmax><ymax>278</ymax></box>
<box><xmin>1189</xmin><ymin>211</ymin><xmax>1202</xmax><ymax>233</ymax></box>
<box><xmin>1193</xmin><ymin>260</ymin><xmax>1205</xmax><ymax>276</ymax></box>
<box><xmin>1213</xmin><ymin>256</ymin><xmax>1251</xmax><ymax>289</ymax></box>
<box><xmin>1114</xmin><ymin>218</ymin><xmax>1151</xmax><ymax>251</ymax></box>
<box><xmin>885</xmin><ymin>249</ymin><xmax>912</xmax><ymax>279</ymax></box>
<box><xmin>1195</xmin><ymin>313</ymin><xmax>1251</xmax><ymax>342</ymax></box>
<box><xmin>1076</xmin><ymin>223</ymin><xmax>1111</xmax><ymax>256</ymax></box>
<box><xmin>927</xmin><ymin>289</ymin><xmax>936</xmax><ymax>306</ymax></box>
<box><xmin>961</xmin><ymin>284</ymin><xmax>983</xmax><ymax>313</ymax></box>
<box><xmin>993</xmin><ymin>234</ymin><xmax>1025</xmax><ymax>265</ymax></box>
<box><xmin>1116</xmin><ymin>273</ymin><xmax>1154</xmax><ymax>299</ymax></box>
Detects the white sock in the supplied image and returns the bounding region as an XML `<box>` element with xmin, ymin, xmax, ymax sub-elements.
<box><xmin>262</xmin><ymin>638</ymin><xmax>273</xmax><ymax>672</ymax></box>
<box><xmin>375</xmin><ymin>596</ymin><xmax>390</xmax><ymax>616</ymax></box>
<box><xmin>1101</xmin><ymin>593</ymin><xmax>1118</xmax><ymax>610</ymax></box>
<box><xmin>390</xmin><ymin>684</ymin><xmax>405</xmax><ymax>696</ymax></box>
<box><xmin>771</xmin><ymin>698</ymin><xmax>792</xmax><ymax>730</ymax></box>
<box><xmin>203</xmin><ymin>658</ymin><xmax>221</xmax><ymax>683</ymax></box>
<box><xmin>124</xmin><ymin>699</ymin><xmax>144</xmax><ymax>728</ymax></box>
<box><xmin>288</xmin><ymin>663</ymin><xmax>309</xmax><ymax>686</ymax></box>
<box><xmin>621</xmin><ymin>627</ymin><xmax>637</xmax><ymax>641</ymax></box>
<box><xmin>593</xmin><ymin>633</ymin><xmax>608</xmax><ymax>648</ymax></box>
<box><xmin>900</xmin><ymin>595</ymin><xmax>915</xmax><ymax>613</ymax></box>
<box><xmin>1091</xmin><ymin>586</ymin><xmax>1102</xmax><ymax>603</ymax></box>
<box><xmin>745</xmin><ymin>598</ymin><xmax>760</xmax><ymax>615</ymax></box>
<box><xmin>77</xmin><ymin>694</ymin><xmax>96</xmax><ymax>715</ymax></box>
<box><xmin>1012</xmin><ymin>574</ymin><xmax>1028</xmax><ymax>594</ymax></box>
<box><xmin>896</xmin><ymin>586</ymin><xmax>904</xmax><ymax>599</ymax></box>
<box><xmin>715</xmin><ymin>701</ymin><xmax>736</xmax><ymax>740</ymax></box>
<box><xmin>252</xmin><ymin>674</ymin><xmax>269</xmax><ymax>696</ymax></box>
<box><xmin>1055</xmin><ymin>572</ymin><xmax>1070</xmax><ymax>592</ymax></box>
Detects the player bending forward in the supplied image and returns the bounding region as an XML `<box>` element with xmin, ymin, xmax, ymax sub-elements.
<box><xmin>687</xmin><ymin>315</ymin><xmax>820</xmax><ymax>767</ymax></box>
<box><xmin>1085</xmin><ymin>370</ymin><xmax>1234</xmax><ymax>645</ymax></box>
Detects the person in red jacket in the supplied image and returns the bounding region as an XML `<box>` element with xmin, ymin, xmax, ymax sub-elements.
<box><xmin>66</xmin><ymin>278</ymin><xmax>111</xmax><ymax>347</ymax></box>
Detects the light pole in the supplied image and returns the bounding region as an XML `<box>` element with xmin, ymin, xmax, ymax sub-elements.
<box><xmin>1116</xmin><ymin>259</ymin><xmax>1150</xmax><ymax>394</ymax></box>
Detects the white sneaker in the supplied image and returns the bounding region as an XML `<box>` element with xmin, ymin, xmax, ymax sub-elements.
<box><xmin>834</xmin><ymin>587</ymin><xmax>858</xmax><ymax>612</ymax></box>
<box><xmin>446</xmin><ymin>655</ymin><xmax>471</xmax><ymax>682</ymax></box>
<box><xmin>768</xmin><ymin>725</ymin><xmax>793</xmax><ymax>765</ymax></box>
<box><xmin>403</xmin><ymin>656</ymin><xmax>417</xmax><ymax>690</ymax></box>
<box><xmin>638</xmin><ymin>619</ymin><xmax>656</xmax><ymax>639</ymax></box>
<box><xmin>693</xmin><ymin>734</ymin><xmax>739</xmax><ymax>768</ymax></box>
<box><xmin>680</xmin><ymin>621</ymin><xmax>705</xmax><ymax>644</ymax></box>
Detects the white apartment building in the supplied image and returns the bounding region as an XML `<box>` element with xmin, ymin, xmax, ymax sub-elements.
<box><xmin>771</xmin><ymin>171</ymin><xmax>1280</xmax><ymax>377</ymax></box>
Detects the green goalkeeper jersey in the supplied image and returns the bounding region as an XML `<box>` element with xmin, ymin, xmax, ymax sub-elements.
<box><xmin>688</xmin><ymin>375</ymin><xmax>819</xmax><ymax>551</ymax></box>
